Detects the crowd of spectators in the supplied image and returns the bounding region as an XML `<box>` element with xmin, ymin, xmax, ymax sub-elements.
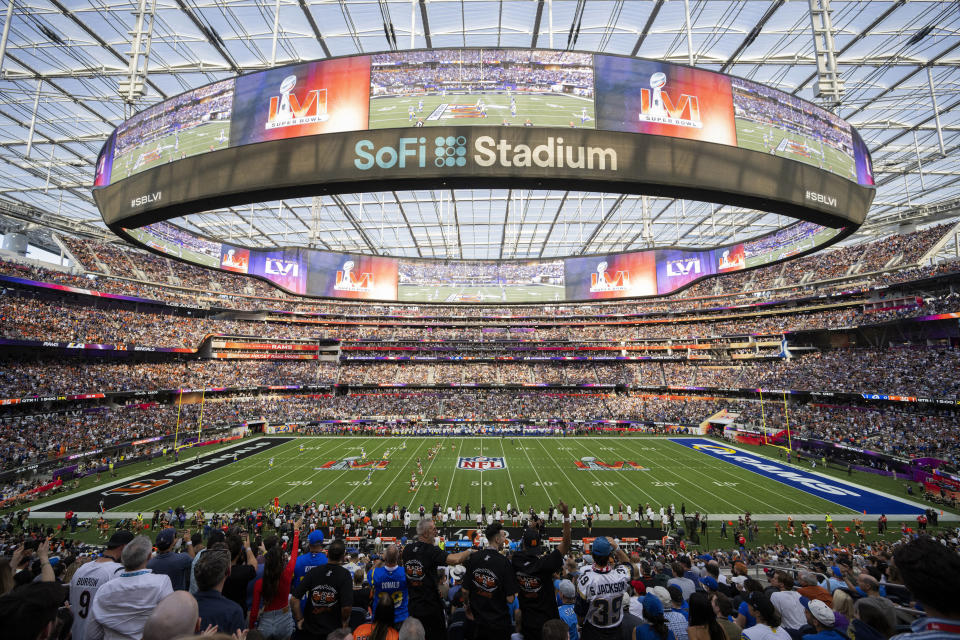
<box><xmin>0</xmin><ymin>360</ymin><xmax>336</xmax><ymax>397</ymax></box>
<box><xmin>2</xmin><ymin>495</ymin><xmax>956</xmax><ymax>640</ymax></box>
<box><xmin>371</xmin><ymin>49</ymin><xmax>594</xmax><ymax>95</ymax></box>
<box><xmin>735</xmin><ymin>402</ymin><xmax>960</xmax><ymax>466</ymax></box>
<box><xmin>0</xmin><ymin>395</ymin><xmax>273</xmax><ymax>472</ymax></box>
<box><xmin>114</xmin><ymin>79</ymin><xmax>233</xmax><ymax>159</ymax></box>
<box><xmin>8</xmin><ymin>221</ymin><xmax>949</xmax><ymax>321</ymax></box>
<box><xmin>6</xmin><ymin>287</ymin><xmax>960</xmax><ymax>352</ymax></box>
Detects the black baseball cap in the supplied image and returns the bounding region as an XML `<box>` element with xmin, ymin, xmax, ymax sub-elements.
<box><xmin>106</xmin><ymin>530</ymin><xmax>135</xmax><ymax>549</ymax></box>
<box><xmin>522</xmin><ymin>527</ymin><xmax>543</xmax><ymax>551</ymax></box>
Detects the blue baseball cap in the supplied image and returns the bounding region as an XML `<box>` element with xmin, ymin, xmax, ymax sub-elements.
<box><xmin>308</xmin><ymin>530</ymin><xmax>324</xmax><ymax>545</ymax></box>
<box><xmin>643</xmin><ymin>593</ymin><xmax>664</xmax><ymax>616</ymax></box>
<box><xmin>702</xmin><ymin>576</ymin><xmax>719</xmax><ymax>591</ymax></box>
<box><xmin>155</xmin><ymin>528</ymin><xmax>176</xmax><ymax>549</ymax></box>
<box><xmin>592</xmin><ymin>536</ymin><xmax>613</xmax><ymax>557</ymax></box>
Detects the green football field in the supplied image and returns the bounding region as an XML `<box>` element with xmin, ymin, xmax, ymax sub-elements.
<box><xmin>398</xmin><ymin>283</ymin><xmax>564</xmax><ymax>303</ymax></box>
<box><xmin>370</xmin><ymin>92</ymin><xmax>595</xmax><ymax>129</ymax></box>
<box><xmin>78</xmin><ymin>436</ymin><xmax>926</xmax><ymax>520</ymax></box>
<box><xmin>735</xmin><ymin>119</ymin><xmax>856</xmax><ymax>182</ymax></box>
<box><xmin>112</xmin><ymin>120</ymin><xmax>231</xmax><ymax>183</ymax></box>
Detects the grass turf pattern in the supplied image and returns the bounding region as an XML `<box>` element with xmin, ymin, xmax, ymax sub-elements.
<box><xmin>96</xmin><ymin>437</ymin><xmax>926</xmax><ymax>519</ymax></box>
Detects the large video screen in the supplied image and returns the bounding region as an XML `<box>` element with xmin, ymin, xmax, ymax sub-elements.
<box><xmin>564</xmin><ymin>251</ymin><xmax>657</xmax><ymax>300</ymax></box>
<box><xmin>96</xmin><ymin>48</ymin><xmax>875</xmax><ymax>190</ymax></box>
<box><xmin>127</xmin><ymin>222</ymin><xmax>222</xmax><ymax>267</ymax></box>
<box><xmin>112</xmin><ymin>79</ymin><xmax>233</xmax><ymax>182</ymax></box>
<box><xmin>594</xmin><ymin>56</ymin><xmax>736</xmax><ymax>146</ymax></box>
<box><xmin>126</xmin><ymin>220</ymin><xmax>839</xmax><ymax>303</ymax></box>
<box><xmin>398</xmin><ymin>259</ymin><xmax>564</xmax><ymax>303</ymax></box>
<box><xmin>741</xmin><ymin>221</ymin><xmax>841</xmax><ymax>268</ymax></box>
<box><xmin>305</xmin><ymin>251</ymin><xmax>398</xmax><ymax>300</ymax></box>
<box><xmin>220</xmin><ymin>245</ymin><xmax>308</xmax><ymax>295</ymax></box>
<box><xmin>369</xmin><ymin>50</ymin><xmax>595</xmax><ymax>129</ymax></box>
<box><xmin>731</xmin><ymin>77</ymin><xmax>856</xmax><ymax>182</ymax></box>
<box><xmin>230</xmin><ymin>57</ymin><xmax>371</xmax><ymax>147</ymax></box>
<box><xmin>655</xmin><ymin>249</ymin><xmax>717</xmax><ymax>293</ymax></box>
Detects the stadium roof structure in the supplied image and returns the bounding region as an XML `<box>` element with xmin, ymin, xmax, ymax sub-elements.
<box><xmin>0</xmin><ymin>0</ymin><xmax>959</xmax><ymax>261</ymax></box>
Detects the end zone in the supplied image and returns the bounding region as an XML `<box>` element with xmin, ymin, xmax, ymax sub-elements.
<box><xmin>670</xmin><ymin>438</ymin><xmax>932</xmax><ymax>517</ymax></box>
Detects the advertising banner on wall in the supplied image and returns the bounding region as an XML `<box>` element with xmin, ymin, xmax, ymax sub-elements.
<box><xmin>305</xmin><ymin>251</ymin><xmax>398</xmax><ymax>300</ymax></box>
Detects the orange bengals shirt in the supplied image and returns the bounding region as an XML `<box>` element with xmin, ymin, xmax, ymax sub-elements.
<box><xmin>352</xmin><ymin>624</ymin><xmax>399</xmax><ymax>640</ymax></box>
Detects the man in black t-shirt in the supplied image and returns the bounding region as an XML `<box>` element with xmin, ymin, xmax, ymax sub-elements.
<box><xmin>512</xmin><ymin>501</ymin><xmax>572</xmax><ymax>640</ymax></box>
<box><xmin>463</xmin><ymin>522</ymin><xmax>519</xmax><ymax>640</ymax></box>
<box><xmin>291</xmin><ymin>539</ymin><xmax>353</xmax><ymax>640</ymax></box>
<box><xmin>402</xmin><ymin>516</ymin><xmax>474</xmax><ymax>640</ymax></box>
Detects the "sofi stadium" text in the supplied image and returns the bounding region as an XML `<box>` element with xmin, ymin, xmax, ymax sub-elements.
<box><xmin>354</xmin><ymin>136</ymin><xmax>617</xmax><ymax>171</ymax></box>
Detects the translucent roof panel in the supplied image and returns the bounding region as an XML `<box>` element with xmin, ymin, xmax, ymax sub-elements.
<box><xmin>0</xmin><ymin>0</ymin><xmax>957</xmax><ymax>253</ymax></box>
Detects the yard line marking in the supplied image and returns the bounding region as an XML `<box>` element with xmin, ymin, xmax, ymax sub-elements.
<box><xmin>614</xmin><ymin>439</ymin><xmax>734</xmax><ymax>513</ymax></box>
<box><xmin>529</xmin><ymin>438</ymin><xmax>586</xmax><ymax>506</ymax></box>
<box><xmin>497</xmin><ymin>437</ymin><xmax>522</xmax><ymax>512</ymax></box>
<box><xmin>193</xmin><ymin>438</ymin><xmax>352</xmax><ymax>512</ymax></box>
<box><xmin>122</xmin><ymin>438</ymin><xmax>307</xmax><ymax>512</ymax></box>
<box><xmin>444</xmin><ymin>439</ymin><xmax>466</xmax><ymax>507</ymax></box>
<box><xmin>369</xmin><ymin>438</ymin><xmax>431</xmax><ymax>510</ymax></box>
<box><xmin>518</xmin><ymin>437</ymin><xmax>555</xmax><ymax>505</ymax></box>
<box><xmin>303</xmin><ymin>437</ymin><xmax>379</xmax><ymax>506</ymax></box>
<box><xmin>566</xmin><ymin>438</ymin><xmax>658</xmax><ymax>511</ymax></box>
<box><xmin>663</xmin><ymin>440</ymin><xmax>827</xmax><ymax>514</ymax></box>
<box><xmin>410</xmin><ymin>438</ymin><xmax>445</xmax><ymax>502</ymax></box>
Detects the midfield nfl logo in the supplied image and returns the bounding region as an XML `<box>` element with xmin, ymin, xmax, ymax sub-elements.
<box><xmin>458</xmin><ymin>456</ymin><xmax>506</xmax><ymax>470</ymax></box>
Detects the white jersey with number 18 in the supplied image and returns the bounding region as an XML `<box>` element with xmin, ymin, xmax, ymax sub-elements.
<box><xmin>575</xmin><ymin>563</ymin><xmax>632</xmax><ymax>630</ymax></box>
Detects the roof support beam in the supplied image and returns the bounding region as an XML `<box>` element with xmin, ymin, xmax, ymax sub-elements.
<box><xmin>577</xmin><ymin>194</ymin><xmax>626</xmax><ymax>255</ymax></box>
<box><xmin>174</xmin><ymin>0</ymin><xmax>240</xmax><ymax>74</ymax></box>
<box><xmin>631</xmin><ymin>0</ymin><xmax>664</xmax><ymax>56</ymax></box>
<box><xmin>845</xmin><ymin>40</ymin><xmax>960</xmax><ymax>121</ymax></box>
<box><xmin>419</xmin><ymin>0</ymin><xmax>432</xmax><ymax>48</ymax></box>
<box><xmin>330</xmin><ymin>194</ymin><xmax>380</xmax><ymax>255</ymax></box>
<box><xmin>47</xmin><ymin>0</ymin><xmax>166</xmax><ymax>100</ymax></box>
<box><xmin>391</xmin><ymin>190</ymin><xmax>421</xmax><ymax>257</ymax></box>
<box><xmin>499</xmin><ymin>188</ymin><xmax>512</xmax><ymax>260</ymax></box>
<box><xmin>449</xmin><ymin>190</ymin><xmax>463</xmax><ymax>259</ymax></box>
<box><xmin>297</xmin><ymin>0</ymin><xmax>332</xmax><ymax>57</ymax></box>
<box><xmin>538</xmin><ymin>191</ymin><xmax>569</xmax><ymax>258</ymax></box>
<box><xmin>791</xmin><ymin>0</ymin><xmax>904</xmax><ymax>96</ymax></box>
<box><xmin>531</xmin><ymin>0</ymin><xmax>545</xmax><ymax>48</ymax></box>
<box><xmin>720</xmin><ymin>0</ymin><xmax>784</xmax><ymax>73</ymax></box>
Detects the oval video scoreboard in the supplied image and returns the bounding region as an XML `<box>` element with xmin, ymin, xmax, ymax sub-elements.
<box><xmin>92</xmin><ymin>48</ymin><xmax>875</xmax><ymax>303</ymax></box>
